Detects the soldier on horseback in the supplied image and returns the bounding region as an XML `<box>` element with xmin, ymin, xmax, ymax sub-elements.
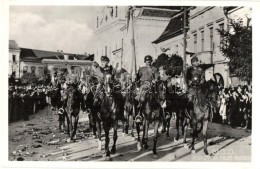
<box><xmin>95</xmin><ymin>56</ymin><xmax>116</xmax><ymax>93</ymax></box>
<box><xmin>135</xmin><ymin>55</ymin><xmax>159</xmax><ymax>106</ymax></box>
<box><xmin>186</xmin><ymin>54</ymin><xmax>206</xmax><ymax>103</ymax></box>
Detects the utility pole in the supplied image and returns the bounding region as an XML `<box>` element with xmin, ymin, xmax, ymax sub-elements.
<box><xmin>183</xmin><ymin>7</ymin><xmax>188</xmax><ymax>91</ymax></box>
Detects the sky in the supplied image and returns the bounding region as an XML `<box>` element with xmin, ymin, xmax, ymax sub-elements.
<box><xmin>9</xmin><ymin>6</ymin><xmax>97</xmax><ymax>54</ymax></box>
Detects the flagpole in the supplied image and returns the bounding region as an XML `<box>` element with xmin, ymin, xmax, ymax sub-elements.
<box><xmin>183</xmin><ymin>7</ymin><xmax>187</xmax><ymax>91</ymax></box>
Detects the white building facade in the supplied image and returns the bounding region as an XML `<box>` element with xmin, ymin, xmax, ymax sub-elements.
<box><xmin>94</xmin><ymin>6</ymin><xmax>180</xmax><ymax>71</ymax></box>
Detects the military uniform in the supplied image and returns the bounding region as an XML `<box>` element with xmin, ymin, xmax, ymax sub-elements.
<box><xmin>135</xmin><ymin>55</ymin><xmax>158</xmax><ymax>105</ymax></box>
<box><xmin>186</xmin><ymin>56</ymin><xmax>205</xmax><ymax>102</ymax></box>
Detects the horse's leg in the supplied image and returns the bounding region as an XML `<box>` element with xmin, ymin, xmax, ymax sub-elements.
<box><xmin>142</xmin><ymin>119</ymin><xmax>149</xmax><ymax>149</ymax></box>
<box><xmin>71</xmin><ymin>114</ymin><xmax>79</xmax><ymax>140</ymax></box>
<box><xmin>166</xmin><ymin>117</ymin><xmax>171</xmax><ymax>140</ymax></box>
<box><xmin>130</xmin><ymin>114</ymin><xmax>135</xmax><ymax>139</ymax></box>
<box><xmin>111</xmin><ymin>121</ymin><xmax>118</xmax><ymax>154</ymax></box>
<box><xmin>152</xmin><ymin>121</ymin><xmax>159</xmax><ymax>159</ymax></box>
<box><xmin>183</xmin><ymin>117</ymin><xmax>189</xmax><ymax>147</ymax></box>
<box><xmin>97</xmin><ymin>119</ymin><xmax>102</xmax><ymax>151</ymax></box>
<box><xmin>136</xmin><ymin>122</ymin><xmax>141</xmax><ymax>151</ymax></box>
<box><xmin>123</xmin><ymin>109</ymin><xmax>129</xmax><ymax>136</ymax></box>
<box><xmin>103</xmin><ymin>121</ymin><xmax>111</xmax><ymax>160</ymax></box>
<box><xmin>65</xmin><ymin>111</ymin><xmax>71</xmax><ymax>136</ymax></box>
<box><xmin>175</xmin><ymin>109</ymin><xmax>180</xmax><ymax>141</ymax></box>
<box><xmin>190</xmin><ymin>117</ymin><xmax>197</xmax><ymax>154</ymax></box>
<box><xmin>202</xmin><ymin>119</ymin><xmax>209</xmax><ymax>155</ymax></box>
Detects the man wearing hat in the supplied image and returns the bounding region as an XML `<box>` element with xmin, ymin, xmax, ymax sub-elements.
<box><xmin>136</xmin><ymin>55</ymin><xmax>158</xmax><ymax>85</ymax></box>
<box><xmin>100</xmin><ymin>56</ymin><xmax>115</xmax><ymax>78</ymax></box>
<box><xmin>93</xmin><ymin>56</ymin><xmax>116</xmax><ymax>94</ymax></box>
<box><xmin>135</xmin><ymin>55</ymin><xmax>158</xmax><ymax>108</ymax></box>
<box><xmin>186</xmin><ymin>54</ymin><xmax>205</xmax><ymax>103</ymax></box>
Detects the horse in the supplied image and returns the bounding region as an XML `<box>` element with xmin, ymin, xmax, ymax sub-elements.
<box><xmin>62</xmin><ymin>82</ymin><xmax>85</xmax><ymax>140</ymax></box>
<box><xmin>121</xmin><ymin>79</ymin><xmax>138</xmax><ymax>139</ymax></box>
<box><xmin>93</xmin><ymin>75</ymin><xmax>124</xmax><ymax>160</ymax></box>
<box><xmin>162</xmin><ymin>84</ymin><xmax>188</xmax><ymax>141</ymax></box>
<box><xmin>80</xmin><ymin>80</ymin><xmax>102</xmax><ymax>143</ymax></box>
<box><xmin>137</xmin><ymin>80</ymin><xmax>166</xmax><ymax>159</ymax></box>
<box><xmin>181</xmin><ymin>78</ymin><xmax>219</xmax><ymax>155</ymax></box>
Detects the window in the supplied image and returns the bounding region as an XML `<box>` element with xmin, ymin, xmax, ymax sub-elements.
<box><xmin>97</xmin><ymin>17</ymin><xmax>99</xmax><ymax>28</ymax></box>
<box><xmin>31</xmin><ymin>66</ymin><xmax>36</xmax><ymax>74</ymax></box>
<box><xmin>201</xmin><ymin>31</ymin><xmax>204</xmax><ymax>52</ymax></box>
<box><xmin>116</xmin><ymin>6</ymin><xmax>118</xmax><ymax>17</ymax></box>
<box><xmin>219</xmin><ymin>23</ymin><xmax>224</xmax><ymax>47</ymax></box>
<box><xmin>210</xmin><ymin>27</ymin><xmax>214</xmax><ymax>51</ymax></box>
<box><xmin>194</xmin><ymin>34</ymin><xmax>197</xmax><ymax>53</ymax></box>
<box><xmin>23</xmin><ymin>66</ymin><xmax>28</xmax><ymax>73</ymax></box>
<box><xmin>12</xmin><ymin>55</ymin><xmax>16</xmax><ymax>62</ymax></box>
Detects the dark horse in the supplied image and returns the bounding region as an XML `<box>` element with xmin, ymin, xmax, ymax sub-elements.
<box><xmin>121</xmin><ymin>79</ymin><xmax>138</xmax><ymax>139</ymax></box>
<box><xmin>81</xmin><ymin>80</ymin><xmax>102</xmax><ymax>148</ymax></box>
<box><xmin>137</xmin><ymin>80</ymin><xmax>166</xmax><ymax>159</ymax></box>
<box><xmin>93</xmin><ymin>75</ymin><xmax>124</xmax><ymax>160</ymax></box>
<box><xmin>182</xmin><ymin>78</ymin><xmax>219</xmax><ymax>155</ymax></box>
<box><xmin>62</xmin><ymin>82</ymin><xmax>84</xmax><ymax>140</ymax></box>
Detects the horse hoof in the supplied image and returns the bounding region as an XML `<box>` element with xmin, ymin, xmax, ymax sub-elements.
<box><xmin>184</xmin><ymin>144</ymin><xmax>189</xmax><ymax>149</ymax></box>
<box><xmin>92</xmin><ymin>135</ymin><xmax>97</xmax><ymax>139</ymax></box>
<box><xmin>97</xmin><ymin>141</ymin><xmax>102</xmax><ymax>151</ymax></box>
<box><xmin>122</xmin><ymin>133</ymin><xmax>126</xmax><ymax>137</ymax></box>
<box><xmin>104</xmin><ymin>156</ymin><xmax>111</xmax><ymax>161</ymax></box>
<box><xmin>191</xmin><ymin>150</ymin><xmax>196</xmax><ymax>154</ymax></box>
<box><xmin>204</xmin><ymin>150</ymin><xmax>209</xmax><ymax>155</ymax></box>
<box><xmin>143</xmin><ymin>144</ymin><xmax>149</xmax><ymax>150</ymax></box>
<box><xmin>131</xmin><ymin>137</ymin><xmax>136</xmax><ymax>141</ymax></box>
<box><xmin>152</xmin><ymin>153</ymin><xmax>159</xmax><ymax>159</ymax></box>
<box><xmin>137</xmin><ymin>142</ymin><xmax>142</xmax><ymax>151</ymax></box>
<box><xmin>111</xmin><ymin>148</ymin><xmax>116</xmax><ymax>155</ymax></box>
<box><xmin>66</xmin><ymin>138</ymin><xmax>71</xmax><ymax>143</ymax></box>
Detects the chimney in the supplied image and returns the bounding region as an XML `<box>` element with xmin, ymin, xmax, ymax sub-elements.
<box><xmin>64</xmin><ymin>54</ymin><xmax>69</xmax><ymax>60</ymax></box>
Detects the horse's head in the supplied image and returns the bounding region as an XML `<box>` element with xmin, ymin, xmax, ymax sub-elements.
<box><xmin>104</xmin><ymin>74</ymin><xmax>113</xmax><ymax>97</ymax></box>
<box><xmin>156</xmin><ymin>81</ymin><xmax>167</xmax><ymax>108</ymax></box>
<box><xmin>205</xmin><ymin>78</ymin><xmax>220</xmax><ymax>109</ymax></box>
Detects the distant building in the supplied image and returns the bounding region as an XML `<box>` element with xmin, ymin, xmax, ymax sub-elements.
<box><xmin>9</xmin><ymin>40</ymin><xmax>21</xmax><ymax>80</ymax></box>
<box><xmin>9</xmin><ymin>40</ymin><xmax>93</xmax><ymax>81</ymax></box>
<box><xmin>94</xmin><ymin>6</ymin><xmax>181</xmax><ymax>71</ymax></box>
<box><xmin>152</xmin><ymin>6</ymin><xmax>252</xmax><ymax>87</ymax></box>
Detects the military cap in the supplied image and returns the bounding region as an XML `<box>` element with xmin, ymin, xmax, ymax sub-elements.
<box><xmin>191</xmin><ymin>54</ymin><xmax>199</xmax><ymax>64</ymax></box>
<box><xmin>144</xmin><ymin>55</ymin><xmax>153</xmax><ymax>63</ymax></box>
<box><xmin>101</xmin><ymin>56</ymin><xmax>110</xmax><ymax>62</ymax></box>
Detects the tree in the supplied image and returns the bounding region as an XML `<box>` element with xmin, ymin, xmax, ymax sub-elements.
<box><xmin>218</xmin><ymin>18</ymin><xmax>252</xmax><ymax>82</ymax></box>
<box><xmin>153</xmin><ymin>53</ymin><xmax>183</xmax><ymax>77</ymax></box>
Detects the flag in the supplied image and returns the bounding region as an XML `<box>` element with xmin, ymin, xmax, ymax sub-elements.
<box><xmin>124</xmin><ymin>6</ymin><xmax>137</xmax><ymax>80</ymax></box>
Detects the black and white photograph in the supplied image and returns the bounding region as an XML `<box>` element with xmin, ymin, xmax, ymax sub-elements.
<box><xmin>1</xmin><ymin>0</ymin><xmax>259</xmax><ymax>167</ymax></box>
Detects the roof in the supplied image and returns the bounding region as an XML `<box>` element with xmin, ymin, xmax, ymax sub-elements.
<box><xmin>223</xmin><ymin>6</ymin><xmax>237</xmax><ymax>13</ymax></box>
<box><xmin>20</xmin><ymin>48</ymin><xmax>93</xmax><ymax>62</ymax></box>
<box><xmin>9</xmin><ymin>40</ymin><xmax>20</xmax><ymax>50</ymax></box>
<box><xmin>152</xmin><ymin>11</ymin><xmax>185</xmax><ymax>44</ymax></box>
<box><xmin>140</xmin><ymin>8</ymin><xmax>180</xmax><ymax>18</ymax></box>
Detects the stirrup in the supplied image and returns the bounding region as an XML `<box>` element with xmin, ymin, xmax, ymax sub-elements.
<box><xmin>135</xmin><ymin>115</ymin><xmax>142</xmax><ymax>123</ymax></box>
<box><xmin>51</xmin><ymin>107</ymin><xmax>56</xmax><ymax>111</ymax></box>
<box><xmin>58</xmin><ymin>108</ymin><xmax>64</xmax><ymax>115</ymax></box>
